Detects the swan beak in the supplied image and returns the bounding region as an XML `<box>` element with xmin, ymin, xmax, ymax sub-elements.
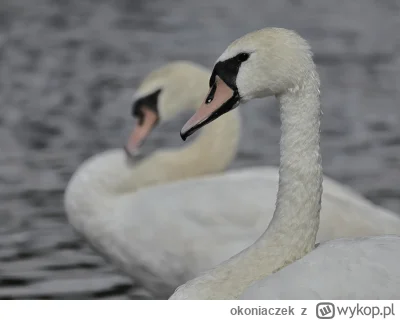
<box><xmin>180</xmin><ymin>76</ymin><xmax>239</xmax><ymax>141</ymax></box>
<box><xmin>124</xmin><ymin>108</ymin><xmax>158</xmax><ymax>158</ymax></box>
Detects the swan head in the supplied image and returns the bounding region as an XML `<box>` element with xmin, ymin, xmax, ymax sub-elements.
<box><xmin>180</xmin><ymin>28</ymin><xmax>316</xmax><ymax>140</ymax></box>
<box><xmin>125</xmin><ymin>61</ymin><xmax>210</xmax><ymax>157</ymax></box>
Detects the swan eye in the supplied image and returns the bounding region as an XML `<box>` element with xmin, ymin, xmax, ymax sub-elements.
<box><xmin>237</xmin><ymin>52</ymin><xmax>250</xmax><ymax>62</ymax></box>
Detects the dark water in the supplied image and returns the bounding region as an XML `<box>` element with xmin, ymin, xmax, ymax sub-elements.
<box><xmin>0</xmin><ymin>0</ymin><xmax>399</xmax><ymax>299</ymax></box>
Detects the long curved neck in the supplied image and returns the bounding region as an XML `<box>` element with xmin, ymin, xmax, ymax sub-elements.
<box><xmin>181</xmin><ymin>70</ymin><xmax>322</xmax><ymax>299</ymax></box>
<box><xmin>254</xmin><ymin>72</ymin><xmax>322</xmax><ymax>265</ymax></box>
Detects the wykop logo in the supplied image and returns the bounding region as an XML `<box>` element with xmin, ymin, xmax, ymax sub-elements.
<box><xmin>316</xmin><ymin>302</ymin><xmax>335</xmax><ymax>319</ymax></box>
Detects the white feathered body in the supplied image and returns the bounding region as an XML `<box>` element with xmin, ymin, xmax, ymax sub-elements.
<box><xmin>66</xmin><ymin>159</ymin><xmax>400</xmax><ymax>298</ymax></box>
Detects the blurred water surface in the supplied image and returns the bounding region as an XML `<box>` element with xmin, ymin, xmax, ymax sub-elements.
<box><xmin>0</xmin><ymin>0</ymin><xmax>399</xmax><ymax>299</ymax></box>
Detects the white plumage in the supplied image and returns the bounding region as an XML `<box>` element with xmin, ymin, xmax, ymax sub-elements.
<box><xmin>65</xmin><ymin>59</ymin><xmax>400</xmax><ymax>299</ymax></box>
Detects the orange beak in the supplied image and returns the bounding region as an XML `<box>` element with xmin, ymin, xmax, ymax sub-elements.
<box><xmin>180</xmin><ymin>76</ymin><xmax>239</xmax><ymax>140</ymax></box>
<box><xmin>124</xmin><ymin>108</ymin><xmax>158</xmax><ymax>158</ymax></box>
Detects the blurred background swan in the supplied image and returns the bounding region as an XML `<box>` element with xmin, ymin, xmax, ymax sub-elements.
<box><xmin>64</xmin><ymin>61</ymin><xmax>241</xmax><ymax>298</ymax></box>
<box><xmin>0</xmin><ymin>0</ymin><xmax>399</xmax><ymax>299</ymax></box>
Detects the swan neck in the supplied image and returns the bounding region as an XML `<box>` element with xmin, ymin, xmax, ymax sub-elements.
<box><xmin>243</xmin><ymin>71</ymin><xmax>323</xmax><ymax>294</ymax></box>
<box><xmin>267</xmin><ymin>73</ymin><xmax>322</xmax><ymax>248</ymax></box>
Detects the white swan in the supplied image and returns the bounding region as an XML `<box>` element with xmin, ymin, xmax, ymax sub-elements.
<box><xmin>169</xmin><ymin>27</ymin><xmax>400</xmax><ymax>299</ymax></box>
